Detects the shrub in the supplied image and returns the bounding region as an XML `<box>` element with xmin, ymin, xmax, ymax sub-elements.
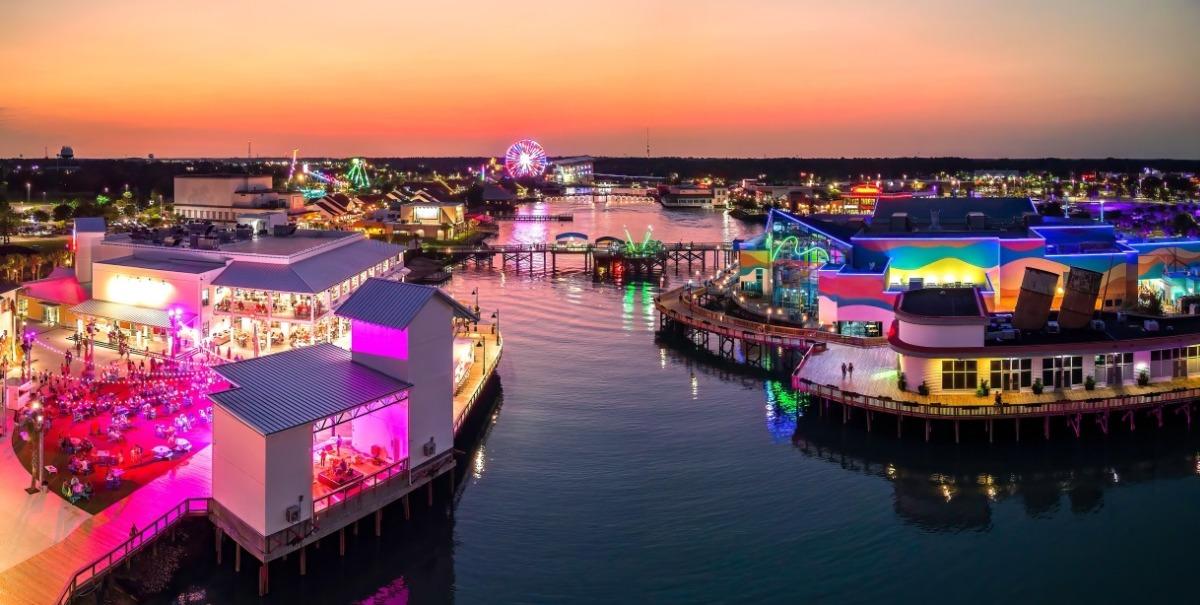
<box><xmin>1084</xmin><ymin>376</ymin><xmax>1096</xmax><ymax>391</ymax></box>
<box><xmin>975</xmin><ymin>379</ymin><xmax>990</xmax><ymax>397</ymax></box>
<box><xmin>1137</xmin><ymin>370</ymin><xmax>1150</xmax><ymax>386</ymax></box>
<box><xmin>1031</xmin><ymin>378</ymin><xmax>1044</xmax><ymax>394</ymax></box>
<box><xmin>897</xmin><ymin>373</ymin><xmax>907</xmax><ymax>391</ymax></box>
<box><xmin>917</xmin><ymin>382</ymin><xmax>930</xmax><ymax>396</ymax></box>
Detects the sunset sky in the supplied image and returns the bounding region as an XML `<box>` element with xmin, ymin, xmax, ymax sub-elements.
<box><xmin>2</xmin><ymin>0</ymin><xmax>1198</xmax><ymax>159</ymax></box>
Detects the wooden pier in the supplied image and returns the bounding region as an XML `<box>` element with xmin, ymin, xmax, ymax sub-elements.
<box><xmin>428</xmin><ymin>241</ymin><xmax>735</xmax><ymax>275</ymax></box>
<box><xmin>487</xmin><ymin>213</ymin><xmax>574</xmax><ymax>222</ymax></box>
<box><xmin>14</xmin><ymin>325</ymin><xmax>504</xmax><ymax>605</ymax></box>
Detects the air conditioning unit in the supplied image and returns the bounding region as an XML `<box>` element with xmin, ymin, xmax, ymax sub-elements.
<box><xmin>1046</xmin><ymin>321</ymin><xmax>1060</xmax><ymax>334</ymax></box>
<box><xmin>907</xmin><ymin>277</ymin><xmax>924</xmax><ymax>291</ymax></box>
<box><xmin>1143</xmin><ymin>320</ymin><xmax>1160</xmax><ymax>332</ymax></box>
<box><xmin>422</xmin><ymin>437</ymin><xmax>437</xmax><ymax>457</ymax></box>
<box><xmin>285</xmin><ymin>504</ymin><xmax>300</xmax><ymax>523</ymax></box>
<box><xmin>1090</xmin><ymin>319</ymin><xmax>1106</xmax><ymax>331</ymax></box>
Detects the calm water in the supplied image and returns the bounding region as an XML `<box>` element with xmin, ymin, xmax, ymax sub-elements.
<box><xmin>168</xmin><ymin>199</ymin><xmax>1200</xmax><ymax>604</ymax></box>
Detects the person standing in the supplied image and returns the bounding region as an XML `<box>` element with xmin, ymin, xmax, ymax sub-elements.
<box><xmin>848</xmin><ymin>362</ymin><xmax>854</xmax><ymax>379</ymax></box>
<box><xmin>841</xmin><ymin>362</ymin><xmax>847</xmax><ymax>380</ymax></box>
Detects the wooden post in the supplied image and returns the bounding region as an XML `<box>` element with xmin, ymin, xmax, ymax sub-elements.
<box><xmin>339</xmin><ymin>528</ymin><xmax>346</xmax><ymax>557</ymax></box>
<box><xmin>353</xmin><ymin>520</ymin><xmax>359</xmax><ymax>536</ymax></box>
<box><xmin>866</xmin><ymin>411</ymin><xmax>872</xmax><ymax>433</ymax></box>
<box><xmin>1044</xmin><ymin>416</ymin><xmax>1050</xmax><ymax>440</ymax></box>
<box><xmin>987</xmin><ymin>419</ymin><xmax>993</xmax><ymax>444</ymax></box>
<box><xmin>375</xmin><ymin>509</ymin><xmax>383</xmax><ymax>536</ymax></box>
<box><xmin>954</xmin><ymin>420</ymin><xmax>960</xmax><ymax>444</ymax></box>
<box><xmin>215</xmin><ymin>527</ymin><xmax>223</xmax><ymax>565</ymax></box>
<box><xmin>924</xmin><ymin>420</ymin><xmax>931</xmax><ymax>442</ymax></box>
<box><xmin>234</xmin><ymin>544</ymin><xmax>241</xmax><ymax>572</ymax></box>
<box><xmin>403</xmin><ymin>495</ymin><xmax>411</xmax><ymax>521</ymax></box>
<box><xmin>300</xmin><ymin>546</ymin><xmax>307</xmax><ymax>576</ymax></box>
<box><xmin>258</xmin><ymin>563</ymin><xmax>269</xmax><ymax>596</ymax></box>
<box><xmin>1015</xmin><ymin>418</ymin><xmax>1020</xmax><ymax>442</ymax></box>
<box><xmin>427</xmin><ymin>481</ymin><xmax>434</xmax><ymax>506</ymax></box>
<box><xmin>448</xmin><ymin>467</ymin><xmax>456</xmax><ymax>498</ymax></box>
<box><xmin>896</xmin><ymin>416</ymin><xmax>903</xmax><ymax>438</ymax></box>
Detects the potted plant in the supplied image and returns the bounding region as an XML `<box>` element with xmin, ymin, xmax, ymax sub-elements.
<box><xmin>1137</xmin><ymin>370</ymin><xmax>1150</xmax><ymax>386</ymax></box>
<box><xmin>1084</xmin><ymin>376</ymin><xmax>1096</xmax><ymax>391</ymax></box>
<box><xmin>917</xmin><ymin>382</ymin><xmax>930</xmax><ymax>396</ymax></box>
<box><xmin>1031</xmin><ymin>378</ymin><xmax>1044</xmax><ymax>395</ymax></box>
<box><xmin>897</xmin><ymin>373</ymin><xmax>907</xmax><ymax>391</ymax></box>
<box><xmin>975</xmin><ymin>379</ymin><xmax>990</xmax><ymax>398</ymax></box>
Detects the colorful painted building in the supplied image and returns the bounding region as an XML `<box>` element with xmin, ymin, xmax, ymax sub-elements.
<box><xmin>737</xmin><ymin>198</ymin><xmax>1200</xmax><ymax>337</ymax></box>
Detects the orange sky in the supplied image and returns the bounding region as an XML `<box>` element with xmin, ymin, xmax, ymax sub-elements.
<box><xmin>2</xmin><ymin>0</ymin><xmax>1198</xmax><ymax>158</ymax></box>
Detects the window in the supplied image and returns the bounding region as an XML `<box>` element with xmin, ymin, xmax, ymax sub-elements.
<box><xmin>1095</xmin><ymin>353</ymin><xmax>1133</xmax><ymax>385</ymax></box>
<box><xmin>990</xmin><ymin>358</ymin><xmax>1031</xmax><ymax>390</ymax></box>
<box><xmin>1188</xmin><ymin>346</ymin><xmax>1200</xmax><ymax>375</ymax></box>
<box><xmin>201</xmin><ymin>288</ymin><xmax>210</xmax><ymax>307</ymax></box>
<box><xmin>941</xmin><ymin>360</ymin><xmax>978</xmax><ymax>391</ymax></box>
<box><xmin>1042</xmin><ymin>356</ymin><xmax>1083</xmax><ymax>388</ymax></box>
<box><xmin>1151</xmin><ymin>348</ymin><xmax>1187</xmax><ymax>379</ymax></box>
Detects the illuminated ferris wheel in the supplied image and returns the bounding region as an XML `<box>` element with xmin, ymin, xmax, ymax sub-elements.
<box><xmin>504</xmin><ymin>139</ymin><xmax>548</xmax><ymax>178</ymax></box>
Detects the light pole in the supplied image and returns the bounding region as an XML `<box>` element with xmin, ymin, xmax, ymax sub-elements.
<box><xmin>491</xmin><ymin>310</ymin><xmax>500</xmax><ymax>345</ymax></box>
<box><xmin>471</xmin><ymin>288</ymin><xmax>479</xmax><ymax>314</ymax></box>
<box><xmin>24</xmin><ymin>182</ymin><xmax>31</xmax><ymax>205</ymax></box>
<box><xmin>25</xmin><ymin>399</ymin><xmax>45</xmax><ymax>493</ymax></box>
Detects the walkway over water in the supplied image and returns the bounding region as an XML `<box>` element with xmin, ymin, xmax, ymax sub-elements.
<box><xmin>0</xmin><ymin>325</ymin><xmax>503</xmax><ymax>605</ymax></box>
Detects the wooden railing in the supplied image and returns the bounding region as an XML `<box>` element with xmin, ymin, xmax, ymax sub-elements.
<box><xmin>312</xmin><ymin>459</ymin><xmax>410</xmax><ymax>523</ymax></box>
<box><xmin>794</xmin><ymin>379</ymin><xmax>1200</xmax><ymax>420</ymax></box>
<box><xmin>57</xmin><ymin>497</ymin><xmax>210</xmax><ymax>605</ymax></box>
<box><xmin>656</xmin><ymin>286</ymin><xmax>887</xmax><ymax>349</ymax></box>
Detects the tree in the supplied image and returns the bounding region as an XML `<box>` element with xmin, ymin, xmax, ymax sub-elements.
<box><xmin>0</xmin><ymin>200</ymin><xmax>14</xmax><ymax>244</ymax></box>
<box><xmin>1172</xmin><ymin>212</ymin><xmax>1197</xmax><ymax>236</ymax></box>
<box><xmin>52</xmin><ymin>204</ymin><xmax>73</xmax><ymax>222</ymax></box>
<box><xmin>31</xmin><ymin>209</ymin><xmax>50</xmax><ymax>223</ymax></box>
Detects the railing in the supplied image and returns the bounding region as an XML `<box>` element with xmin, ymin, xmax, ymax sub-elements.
<box><xmin>795</xmin><ymin>380</ymin><xmax>1200</xmax><ymax>419</ymax></box>
<box><xmin>423</xmin><ymin>241</ymin><xmax>733</xmax><ymax>254</ymax></box>
<box><xmin>453</xmin><ymin>344</ymin><xmax>502</xmax><ymax>434</ymax></box>
<box><xmin>656</xmin><ymin>286</ymin><xmax>887</xmax><ymax>349</ymax></box>
<box><xmin>790</xmin><ymin>342</ymin><xmax>824</xmax><ymax>388</ymax></box>
<box><xmin>312</xmin><ymin>459</ymin><xmax>410</xmax><ymax>523</ymax></box>
<box><xmin>57</xmin><ymin>497</ymin><xmax>210</xmax><ymax>605</ymax></box>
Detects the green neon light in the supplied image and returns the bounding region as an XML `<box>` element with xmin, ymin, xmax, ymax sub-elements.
<box><xmin>769</xmin><ymin>235</ymin><xmax>831</xmax><ymax>263</ymax></box>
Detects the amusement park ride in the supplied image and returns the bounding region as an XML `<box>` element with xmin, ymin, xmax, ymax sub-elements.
<box><xmin>286</xmin><ymin>152</ymin><xmax>374</xmax><ymax>199</ymax></box>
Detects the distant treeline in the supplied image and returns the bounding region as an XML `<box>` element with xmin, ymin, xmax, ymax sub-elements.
<box><xmin>3</xmin><ymin>156</ymin><xmax>1199</xmax><ymax>200</ymax></box>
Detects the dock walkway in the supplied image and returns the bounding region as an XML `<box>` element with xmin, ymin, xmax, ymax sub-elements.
<box><xmin>0</xmin><ymin>447</ymin><xmax>212</xmax><ymax>605</ymax></box>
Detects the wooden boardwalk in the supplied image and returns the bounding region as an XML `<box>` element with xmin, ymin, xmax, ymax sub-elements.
<box><xmin>0</xmin><ymin>446</ymin><xmax>212</xmax><ymax>605</ymax></box>
<box><xmin>454</xmin><ymin>326</ymin><xmax>502</xmax><ymax>432</ymax></box>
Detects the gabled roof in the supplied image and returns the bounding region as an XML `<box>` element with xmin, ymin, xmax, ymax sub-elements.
<box><xmin>210</xmin><ymin>343</ymin><xmax>411</xmax><ymax>435</ymax></box>
<box><xmin>211</xmin><ymin>238</ymin><xmax>402</xmax><ymax>293</ymax></box>
<box><xmin>336</xmin><ymin>278</ymin><xmax>478</xmax><ymax>329</ymax></box>
<box><xmin>98</xmin><ymin>255</ymin><xmax>226</xmax><ymax>274</ymax></box>
<box><xmin>73</xmin><ymin>217</ymin><xmax>106</xmax><ymax>233</ymax></box>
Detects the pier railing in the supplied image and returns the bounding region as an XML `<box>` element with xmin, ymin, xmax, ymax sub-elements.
<box><xmin>425</xmin><ymin>241</ymin><xmax>733</xmax><ymax>255</ymax></box>
<box><xmin>57</xmin><ymin>497</ymin><xmax>210</xmax><ymax>605</ymax></box>
<box><xmin>656</xmin><ymin>287</ymin><xmax>887</xmax><ymax>349</ymax></box>
<box><xmin>312</xmin><ymin>459</ymin><xmax>410</xmax><ymax>523</ymax></box>
<box><xmin>794</xmin><ymin>379</ymin><xmax>1200</xmax><ymax>420</ymax></box>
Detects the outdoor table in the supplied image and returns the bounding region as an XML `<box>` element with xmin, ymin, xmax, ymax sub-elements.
<box><xmin>95</xmin><ymin>450</ymin><xmax>113</xmax><ymax>465</ymax></box>
<box><xmin>174</xmin><ymin>438</ymin><xmax>191</xmax><ymax>452</ymax></box>
<box><xmin>44</xmin><ymin>465</ymin><xmax>57</xmax><ymax>475</ymax></box>
<box><xmin>69</xmin><ymin>437</ymin><xmax>82</xmax><ymax>448</ymax></box>
<box><xmin>152</xmin><ymin>445</ymin><xmax>172</xmax><ymax>460</ymax></box>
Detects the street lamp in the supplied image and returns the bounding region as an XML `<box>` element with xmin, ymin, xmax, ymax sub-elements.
<box><xmin>25</xmin><ymin>182</ymin><xmax>31</xmax><ymax>205</ymax></box>
<box><xmin>471</xmin><ymin>288</ymin><xmax>479</xmax><ymax>314</ymax></box>
<box><xmin>491</xmin><ymin>310</ymin><xmax>500</xmax><ymax>345</ymax></box>
<box><xmin>24</xmin><ymin>399</ymin><xmax>46</xmax><ymax>493</ymax></box>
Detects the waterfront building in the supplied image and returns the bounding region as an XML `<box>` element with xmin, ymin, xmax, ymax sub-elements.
<box><xmin>20</xmin><ymin>218</ymin><xmax>406</xmax><ymax>357</ymax></box>
<box><xmin>208</xmin><ymin>278</ymin><xmax>478</xmax><ymax>575</ymax></box>
<box><xmin>174</xmin><ymin>174</ymin><xmax>306</xmax><ymax>223</ymax></box>
<box><xmin>737</xmin><ymin>199</ymin><xmax>1200</xmax><ymax>337</ymax></box>
<box><xmin>659</xmin><ymin>186</ymin><xmax>716</xmax><ymax>208</ymax></box>
<box><xmin>551</xmin><ymin>156</ymin><xmax>594</xmax><ymax>186</ymax></box>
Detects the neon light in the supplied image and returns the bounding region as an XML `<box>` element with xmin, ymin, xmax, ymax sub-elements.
<box><xmin>768</xmin><ymin>235</ymin><xmax>832</xmax><ymax>263</ymax></box>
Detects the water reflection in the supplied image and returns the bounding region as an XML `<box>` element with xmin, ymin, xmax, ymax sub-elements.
<box><xmin>789</xmin><ymin>409</ymin><xmax>1200</xmax><ymax>531</ymax></box>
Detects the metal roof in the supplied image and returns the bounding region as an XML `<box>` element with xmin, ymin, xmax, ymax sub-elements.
<box><xmin>98</xmin><ymin>255</ymin><xmax>227</xmax><ymax>274</ymax></box>
<box><xmin>210</xmin><ymin>343</ymin><xmax>411</xmax><ymax>435</ymax></box>
<box><xmin>73</xmin><ymin>217</ymin><xmax>106</xmax><ymax>233</ymax></box>
<box><xmin>336</xmin><ymin>278</ymin><xmax>478</xmax><ymax>329</ymax></box>
<box><xmin>71</xmin><ymin>299</ymin><xmax>193</xmax><ymax>328</ymax></box>
<box><xmin>211</xmin><ymin>239</ymin><xmax>403</xmax><ymax>293</ymax></box>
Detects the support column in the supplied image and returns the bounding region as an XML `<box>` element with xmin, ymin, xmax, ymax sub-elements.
<box><xmin>896</xmin><ymin>416</ymin><xmax>903</xmax><ymax>438</ymax></box>
<box><xmin>427</xmin><ymin>482</ymin><xmax>434</xmax><ymax>506</ymax></box>
<box><xmin>300</xmin><ymin>546</ymin><xmax>307</xmax><ymax>576</ymax></box>
<box><xmin>403</xmin><ymin>495</ymin><xmax>411</xmax><ymax>521</ymax></box>
<box><xmin>215</xmin><ymin>527</ymin><xmax>223</xmax><ymax>565</ymax></box>
<box><xmin>375</xmin><ymin>509</ymin><xmax>383</xmax><ymax>536</ymax></box>
<box><xmin>987</xmin><ymin>419</ymin><xmax>993</xmax><ymax>444</ymax></box>
<box><xmin>339</xmin><ymin>528</ymin><xmax>346</xmax><ymax>557</ymax></box>
<box><xmin>1044</xmin><ymin>416</ymin><xmax>1050</xmax><ymax>440</ymax></box>
<box><xmin>924</xmin><ymin>420</ymin><xmax>931</xmax><ymax>442</ymax></box>
<box><xmin>258</xmin><ymin>563</ymin><xmax>269</xmax><ymax>596</ymax></box>
<box><xmin>234</xmin><ymin>544</ymin><xmax>241</xmax><ymax>573</ymax></box>
<box><xmin>954</xmin><ymin>420</ymin><xmax>960</xmax><ymax>444</ymax></box>
<box><xmin>866</xmin><ymin>411</ymin><xmax>872</xmax><ymax>433</ymax></box>
<box><xmin>1015</xmin><ymin>418</ymin><xmax>1020</xmax><ymax>442</ymax></box>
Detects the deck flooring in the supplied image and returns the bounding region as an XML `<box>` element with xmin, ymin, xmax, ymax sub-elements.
<box><xmin>0</xmin><ymin>446</ymin><xmax>212</xmax><ymax>605</ymax></box>
<box><xmin>454</xmin><ymin>326</ymin><xmax>502</xmax><ymax>429</ymax></box>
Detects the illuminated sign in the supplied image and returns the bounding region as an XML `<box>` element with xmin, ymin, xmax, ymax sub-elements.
<box><xmin>413</xmin><ymin>206</ymin><xmax>440</xmax><ymax>221</ymax></box>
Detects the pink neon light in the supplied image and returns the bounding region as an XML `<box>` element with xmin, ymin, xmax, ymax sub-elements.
<box><xmin>350</xmin><ymin>320</ymin><xmax>409</xmax><ymax>360</ymax></box>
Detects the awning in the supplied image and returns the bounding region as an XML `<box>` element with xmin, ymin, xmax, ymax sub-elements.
<box><xmin>70</xmin><ymin>299</ymin><xmax>194</xmax><ymax>329</ymax></box>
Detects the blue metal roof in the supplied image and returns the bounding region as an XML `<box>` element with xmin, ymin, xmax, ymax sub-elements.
<box><xmin>336</xmin><ymin>278</ymin><xmax>478</xmax><ymax>329</ymax></box>
<box><xmin>210</xmin><ymin>343</ymin><xmax>411</xmax><ymax>435</ymax></box>
<box><xmin>211</xmin><ymin>238</ymin><xmax>403</xmax><ymax>293</ymax></box>
<box><xmin>99</xmin><ymin>255</ymin><xmax>226</xmax><ymax>274</ymax></box>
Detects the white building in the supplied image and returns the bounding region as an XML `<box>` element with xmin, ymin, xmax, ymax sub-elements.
<box><xmin>208</xmin><ymin>279</ymin><xmax>476</xmax><ymax>570</ymax></box>
<box><xmin>174</xmin><ymin>175</ymin><xmax>306</xmax><ymax>223</ymax></box>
